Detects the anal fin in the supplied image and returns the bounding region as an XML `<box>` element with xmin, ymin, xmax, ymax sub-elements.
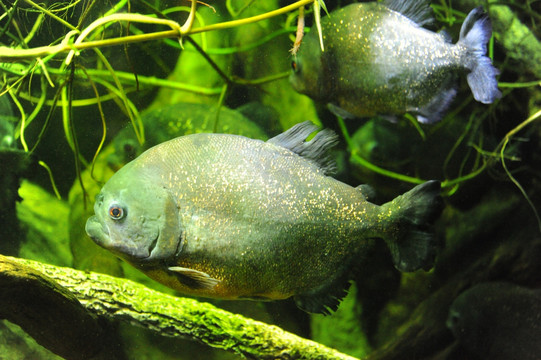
<box><xmin>412</xmin><ymin>82</ymin><xmax>457</xmax><ymax>124</ymax></box>
<box><xmin>168</xmin><ymin>266</ymin><xmax>220</xmax><ymax>290</ymax></box>
<box><xmin>294</xmin><ymin>278</ymin><xmax>351</xmax><ymax>315</ymax></box>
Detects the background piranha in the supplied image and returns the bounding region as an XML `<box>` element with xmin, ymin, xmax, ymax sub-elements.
<box><xmin>86</xmin><ymin>121</ymin><xmax>442</xmax><ymax>314</ymax></box>
<box><xmin>289</xmin><ymin>0</ymin><xmax>502</xmax><ymax>123</ymax></box>
<box><xmin>448</xmin><ymin>282</ymin><xmax>541</xmax><ymax>360</ymax></box>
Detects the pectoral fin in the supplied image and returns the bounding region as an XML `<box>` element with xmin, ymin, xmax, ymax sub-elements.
<box><xmin>168</xmin><ymin>266</ymin><xmax>220</xmax><ymax>290</ymax></box>
<box><xmin>327</xmin><ymin>103</ymin><xmax>356</xmax><ymax>119</ymax></box>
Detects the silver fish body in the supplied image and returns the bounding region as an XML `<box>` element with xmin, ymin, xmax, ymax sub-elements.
<box><xmin>448</xmin><ymin>282</ymin><xmax>541</xmax><ymax>360</ymax></box>
<box><xmin>290</xmin><ymin>1</ymin><xmax>501</xmax><ymax>123</ymax></box>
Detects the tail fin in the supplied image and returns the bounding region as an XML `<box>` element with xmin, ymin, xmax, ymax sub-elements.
<box><xmin>382</xmin><ymin>181</ymin><xmax>442</xmax><ymax>272</ymax></box>
<box><xmin>459</xmin><ymin>7</ymin><xmax>501</xmax><ymax>104</ymax></box>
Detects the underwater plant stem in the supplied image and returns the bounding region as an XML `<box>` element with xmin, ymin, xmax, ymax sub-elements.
<box><xmin>104</xmin><ymin>0</ymin><xmax>129</xmax><ymax>17</ymax></box>
<box><xmin>350</xmin><ymin>150</ymin><xmax>425</xmax><ymax>185</ymax></box>
<box><xmin>189</xmin><ymin>0</ymin><xmax>315</xmax><ymax>34</ymax></box>
<box><xmin>443</xmin><ymin>111</ymin><xmax>475</xmax><ymax>180</ymax></box>
<box><xmin>337</xmin><ymin>116</ymin><xmax>425</xmax><ymax>185</ymax></box>
<box><xmin>0</xmin><ymin>1</ymin><xmax>18</xmax><ymax>39</ymax></box>
<box><xmin>226</xmin><ymin>0</ymin><xmax>256</xmax><ymax>18</ymax></box>
<box><xmin>213</xmin><ymin>84</ymin><xmax>228</xmax><ymax>134</ymax></box>
<box><xmin>91</xmin><ymin>48</ymin><xmax>144</xmax><ymax>145</ymax></box>
<box><xmin>338</xmin><ymin>115</ymin><xmax>488</xmax><ymax>191</ymax></box>
<box><xmin>65</xmin><ymin>13</ymin><xmax>184</xmax><ymax>65</ymax></box>
<box><xmin>183</xmin><ymin>35</ymin><xmax>289</xmax><ymax>86</ymax></box>
<box><xmin>313</xmin><ymin>0</ymin><xmax>324</xmax><ymax>51</ymax></box>
<box><xmin>24</xmin><ymin>0</ymin><xmax>76</xmax><ymax>31</ymax></box>
<box><xmin>501</xmin><ymin>109</ymin><xmax>541</xmax><ymax>142</ymax></box>
<box><xmin>79</xmin><ymin>66</ymin><xmax>108</xmax><ymax>186</ymax></box>
<box><xmin>185</xmin><ymin>37</ymin><xmax>231</xmax><ymax>84</ymax></box>
<box><xmin>180</xmin><ymin>0</ymin><xmax>197</xmax><ymax>34</ymax></box>
<box><xmin>29</xmin><ymin>81</ymin><xmax>65</xmax><ymax>154</ymax></box>
<box><xmin>38</xmin><ymin>161</ymin><xmax>61</xmax><ymax>199</ymax></box>
<box><xmin>61</xmin><ymin>74</ymin><xmax>74</xmax><ymax>153</ymax></box>
<box><xmin>67</xmin><ymin>67</ymin><xmax>222</xmax><ymax>95</ymax></box>
<box><xmin>440</xmin><ymin>163</ymin><xmax>487</xmax><ymax>188</ymax></box>
<box><xmin>404</xmin><ymin>113</ymin><xmax>426</xmax><ymax>140</ymax></box>
<box><xmin>66</xmin><ymin>62</ymin><xmax>88</xmax><ymax>208</ymax></box>
<box><xmin>499</xmin><ymin>109</ymin><xmax>541</xmax><ymax>234</ymax></box>
<box><xmin>23</xmin><ymin>12</ymin><xmax>45</xmax><ymax>45</ymax></box>
<box><xmin>193</xmin><ymin>26</ymin><xmax>295</xmax><ymax>55</ymax></box>
<box><xmin>0</xmin><ymin>0</ymin><xmax>315</xmax><ymax>61</ymax></box>
<box><xmin>233</xmin><ymin>71</ymin><xmax>291</xmax><ymax>85</ymax></box>
<box><xmin>8</xmin><ymin>88</ymin><xmax>28</xmax><ymax>152</ymax></box>
<box><xmin>498</xmin><ymin>80</ymin><xmax>541</xmax><ymax>88</ymax></box>
<box><xmin>15</xmin><ymin>74</ymin><xmax>48</xmax><ymax>149</ymax></box>
<box><xmin>36</xmin><ymin>58</ymin><xmax>55</xmax><ymax>87</ymax></box>
<box><xmin>1</xmin><ymin>255</ymin><xmax>359</xmax><ymax>360</ymax></box>
<box><xmin>336</xmin><ymin>115</ymin><xmax>353</xmax><ymax>148</ymax></box>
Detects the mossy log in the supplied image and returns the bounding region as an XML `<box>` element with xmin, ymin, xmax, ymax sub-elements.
<box><xmin>0</xmin><ymin>255</ymin><xmax>358</xmax><ymax>360</ymax></box>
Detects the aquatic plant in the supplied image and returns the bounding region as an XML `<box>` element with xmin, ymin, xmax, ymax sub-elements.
<box><xmin>1</xmin><ymin>0</ymin><xmax>537</xmax><ymax>207</ymax></box>
<box><xmin>0</xmin><ymin>0</ymin><xmax>319</xmax><ymax>200</ymax></box>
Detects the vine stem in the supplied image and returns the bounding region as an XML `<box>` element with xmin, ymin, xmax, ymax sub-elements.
<box><xmin>499</xmin><ymin>109</ymin><xmax>541</xmax><ymax>234</ymax></box>
<box><xmin>0</xmin><ymin>0</ymin><xmax>315</xmax><ymax>61</ymax></box>
<box><xmin>64</xmin><ymin>13</ymin><xmax>184</xmax><ymax>65</ymax></box>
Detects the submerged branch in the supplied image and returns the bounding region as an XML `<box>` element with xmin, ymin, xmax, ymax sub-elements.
<box><xmin>0</xmin><ymin>255</ymin><xmax>358</xmax><ymax>360</ymax></box>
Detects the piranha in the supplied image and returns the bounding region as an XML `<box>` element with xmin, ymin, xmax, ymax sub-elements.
<box><xmin>85</xmin><ymin>121</ymin><xmax>442</xmax><ymax>314</ymax></box>
<box><xmin>107</xmin><ymin>102</ymin><xmax>269</xmax><ymax>170</ymax></box>
<box><xmin>447</xmin><ymin>282</ymin><xmax>541</xmax><ymax>360</ymax></box>
<box><xmin>289</xmin><ymin>0</ymin><xmax>501</xmax><ymax>123</ymax></box>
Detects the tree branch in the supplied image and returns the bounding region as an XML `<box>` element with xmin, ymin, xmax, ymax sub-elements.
<box><xmin>0</xmin><ymin>255</ymin><xmax>359</xmax><ymax>360</ymax></box>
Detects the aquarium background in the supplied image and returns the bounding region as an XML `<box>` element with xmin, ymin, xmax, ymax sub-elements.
<box><xmin>0</xmin><ymin>0</ymin><xmax>540</xmax><ymax>359</ymax></box>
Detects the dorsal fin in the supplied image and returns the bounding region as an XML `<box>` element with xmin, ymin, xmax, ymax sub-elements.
<box><xmin>267</xmin><ymin>121</ymin><xmax>338</xmax><ymax>175</ymax></box>
<box><xmin>384</xmin><ymin>0</ymin><xmax>434</xmax><ymax>27</ymax></box>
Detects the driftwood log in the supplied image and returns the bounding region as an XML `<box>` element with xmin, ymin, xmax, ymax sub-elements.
<box><xmin>0</xmin><ymin>255</ymin><xmax>358</xmax><ymax>360</ymax></box>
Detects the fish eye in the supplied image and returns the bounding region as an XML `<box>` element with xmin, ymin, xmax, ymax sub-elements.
<box><xmin>108</xmin><ymin>203</ymin><xmax>126</xmax><ymax>220</ymax></box>
<box><xmin>122</xmin><ymin>139</ymin><xmax>138</xmax><ymax>160</ymax></box>
<box><xmin>123</xmin><ymin>143</ymin><xmax>134</xmax><ymax>154</ymax></box>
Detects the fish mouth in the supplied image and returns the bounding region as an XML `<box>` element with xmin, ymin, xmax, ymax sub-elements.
<box><xmin>85</xmin><ymin>215</ymin><xmax>160</xmax><ymax>261</ymax></box>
